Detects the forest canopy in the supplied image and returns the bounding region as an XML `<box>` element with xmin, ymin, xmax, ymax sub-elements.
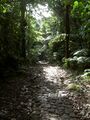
<box><xmin>0</xmin><ymin>0</ymin><xmax>90</xmax><ymax>76</ymax></box>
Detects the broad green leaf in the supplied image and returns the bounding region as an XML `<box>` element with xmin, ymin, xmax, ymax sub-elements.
<box><xmin>3</xmin><ymin>9</ymin><xmax>6</xmax><ymax>13</ymax></box>
<box><xmin>74</xmin><ymin>1</ymin><xmax>79</xmax><ymax>8</ymax></box>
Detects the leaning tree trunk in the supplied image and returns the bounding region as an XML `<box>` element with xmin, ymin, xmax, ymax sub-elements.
<box><xmin>65</xmin><ymin>4</ymin><xmax>70</xmax><ymax>58</ymax></box>
<box><xmin>20</xmin><ymin>0</ymin><xmax>26</xmax><ymax>58</ymax></box>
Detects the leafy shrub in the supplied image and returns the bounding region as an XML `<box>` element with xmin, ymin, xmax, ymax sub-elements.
<box><xmin>80</xmin><ymin>69</ymin><xmax>90</xmax><ymax>83</ymax></box>
<box><xmin>48</xmin><ymin>34</ymin><xmax>66</xmax><ymax>62</ymax></box>
<box><xmin>68</xmin><ymin>58</ymin><xmax>77</xmax><ymax>69</ymax></box>
<box><xmin>49</xmin><ymin>34</ymin><xmax>65</xmax><ymax>48</ymax></box>
<box><xmin>28</xmin><ymin>49</ymin><xmax>39</xmax><ymax>64</ymax></box>
<box><xmin>63</xmin><ymin>57</ymin><xmax>77</xmax><ymax>69</ymax></box>
<box><xmin>73</xmin><ymin>49</ymin><xmax>89</xmax><ymax>57</ymax></box>
<box><xmin>67</xmin><ymin>83</ymin><xmax>81</xmax><ymax>92</ymax></box>
<box><xmin>77</xmin><ymin>57</ymin><xmax>90</xmax><ymax>70</ymax></box>
<box><xmin>84</xmin><ymin>69</ymin><xmax>90</xmax><ymax>73</ymax></box>
<box><xmin>77</xmin><ymin>57</ymin><xmax>87</xmax><ymax>70</ymax></box>
<box><xmin>62</xmin><ymin>58</ymin><xmax>70</xmax><ymax>68</ymax></box>
<box><xmin>63</xmin><ymin>49</ymin><xmax>90</xmax><ymax>70</ymax></box>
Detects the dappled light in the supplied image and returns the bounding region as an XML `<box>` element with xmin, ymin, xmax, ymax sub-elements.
<box><xmin>0</xmin><ymin>63</ymin><xmax>89</xmax><ymax>119</ymax></box>
<box><xmin>43</xmin><ymin>66</ymin><xmax>67</xmax><ymax>84</ymax></box>
<box><xmin>49</xmin><ymin>115</ymin><xmax>59</xmax><ymax>120</ymax></box>
<box><xmin>31</xmin><ymin>4</ymin><xmax>52</xmax><ymax>20</ymax></box>
<box><xmin>0</xmin><ymin>0</ymin><xmax>90</xmax><ymax>120</ymax></box>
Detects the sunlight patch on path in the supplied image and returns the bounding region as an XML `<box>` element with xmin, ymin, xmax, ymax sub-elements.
<box><xmin>40</xmin><ymin>65</ymin><xmax>71</xmax><ymax>101</ymax></box>
<box><xmin>49</xmin><ymin>114</ymin><xmax>60</xmax><ymax>120</ymax></box>
<box><xmin>43</xmin><ymin>66</ymin><xmax>68</xmax><ymax>84</ymax></box>
<box><xmin>37</xmin><ymin>65</ymin><xmax>75</xmax><ymax>120</ymax></box>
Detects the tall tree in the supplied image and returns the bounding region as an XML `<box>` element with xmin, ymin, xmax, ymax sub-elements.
<box><xmin>65</xmin><ymin>1</ymin><xmax>70</xmax><ymax>58</ymax></box>
<box><xmin>20</xmin><ymin>0</ymin><xmax>27</xmax><ymax>58</ymax></box>
<box><xmin>46</xmin><ymin>0</ymin><xmax>71</xmax><ymax>58</ymax></box>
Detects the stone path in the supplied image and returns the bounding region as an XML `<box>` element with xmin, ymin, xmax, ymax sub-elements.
<box><xmin>0</xmin><ymin>64</ymin><xmax>89</xmax><ymax>120</ymax></box>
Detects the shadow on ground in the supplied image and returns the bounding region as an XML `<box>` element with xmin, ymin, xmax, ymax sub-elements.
<box><xmin>0</xmin><ymin>64</ymin><xmax>88</xmax><ymax>120</ymax></box>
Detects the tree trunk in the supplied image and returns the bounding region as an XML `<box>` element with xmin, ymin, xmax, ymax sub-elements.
<box><xmin>65</xmin><ymin>4</ymin><xmax>70</xmax><ymax>58</ymax></box>
<box><xmin>20</xmin><ymin>0</ymin><xmax>26</xmax><ymax>58</ymax></box>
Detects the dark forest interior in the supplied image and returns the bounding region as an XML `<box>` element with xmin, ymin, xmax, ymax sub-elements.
<box><xmin>0</xmin><ymin>0</ymin><xmax>90</xmax><ymax>120</ymax></box>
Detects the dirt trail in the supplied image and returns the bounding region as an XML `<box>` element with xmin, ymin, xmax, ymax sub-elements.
<box><xmin>0</xmin><ymin>64</ymin><xmax>89</xmax><ymax>120</ymax></box>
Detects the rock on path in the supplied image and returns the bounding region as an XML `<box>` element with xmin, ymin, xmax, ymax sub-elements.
<box><xmin>0</xmin><ymin>64</ymin><xmax>89</xmax><ymax>120</ymax></box>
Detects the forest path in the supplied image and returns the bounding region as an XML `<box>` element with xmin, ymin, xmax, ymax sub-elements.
<box><xmin>0</xmin><ymin>63</ymin><xmax>88</xmax><ymax>120</ymax></box>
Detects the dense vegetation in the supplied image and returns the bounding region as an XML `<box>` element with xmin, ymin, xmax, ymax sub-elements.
<box><xmin>0</xmin><ymin>1</ymin><xmax>90</xmax><ymax>119</ymax></box>
<box><xmin>0</xmin><ymin>0</ymin><xmax>90</xmax><ymax>77</ymax></box>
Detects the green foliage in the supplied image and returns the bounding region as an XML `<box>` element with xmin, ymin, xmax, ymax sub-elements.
<box><xmin>73</xmin><ymin>49</ymin><xmax>89</xmax><ymax>57</ymax></box>
<box><xmin>0</xmin><ymin>0</ymin><xmax>90</xmax><ymax>77</ymax></box>
<box><xmin>72</xmin><ymin>1</ymin><xmax>84</xmax><ymax>17</ymax></box>
<box><xmin>81</xmin><ymin>69</ymin><xmax>90</xmax><ymax>83</ymax></box>
<box><xmin>67</xmin><ymin>83</ymin><xmax>81</xmax><ymax>92</ymax></box>
<box><xmin>48</xmin><ymin>34</ymin><xmax>66</xmax><ymax>62</ymax></box>
<box><xmin>63</xmin><ymin>57</ymin><xmax>77</xmax><ymax>69</ymax></box>
<box><xmin>63</xmin><ymin>49</ymin><xmax>90</xmax><ymax>70</ymax></box>
<box><xmin>71</xmin><ymin>0</ymin><xmax>90</xmax><ymax>49</ymax></box>
<box><xmin>40</xmin><ymin>14</ymin><xmax>60</xmax><ymax>36</ymax></box>
<box><xmin>0</xmin><ymin>1</ymin><xmax>21</xmax><ymax>71</ymax></box>
<box><xmin>82</xmin><ymin>72</ymin><xmax>90</xmax><ymax>80</ymax></box>
<box><xmin>49</xmin><ymin>34</ymin><xmax>66</xmax><ymax>48</ymax></box>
